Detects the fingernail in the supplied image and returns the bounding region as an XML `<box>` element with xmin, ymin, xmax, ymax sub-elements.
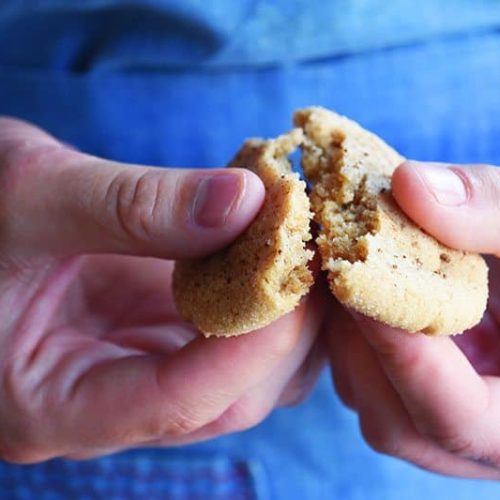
<box><xmin>192</xmin><ymin>173</ymin><xmax>244</xmax><ymax>228</ymax></box>
<box><xmin>410</xmin><ymin>161</ymin><xmax>469</xmax><ymax>206</ymax></box>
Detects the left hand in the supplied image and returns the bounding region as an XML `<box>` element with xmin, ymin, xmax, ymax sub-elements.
<box><xmin>328</xmin><ymin>160</ymin><xmax>500</xmax><ymax>479</ymax></box>
<box><xmin>0</xmin><ymin>118</ymin><xmax>327</xmax><ymax>463</ymax></box>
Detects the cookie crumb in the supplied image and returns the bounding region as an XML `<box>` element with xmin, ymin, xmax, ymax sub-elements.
<box><xmin>440</xmin><ymin>253</ymin><xmax>451</xmax><ymax>263</ymax></box>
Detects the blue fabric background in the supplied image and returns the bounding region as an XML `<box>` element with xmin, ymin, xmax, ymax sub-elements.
<box><xmin>1</xmin><ymin>0</ymin><xmax>500</xmax><ymax>70</ymax></box>
<box><xmin>0</xmin><ymin>1</ymin><xmax>500</xmax><ymax>498</ymax></box>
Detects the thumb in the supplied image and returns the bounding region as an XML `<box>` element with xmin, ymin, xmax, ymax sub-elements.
<box><xmin>0</xmin><ymin>117</ymin><xmax>265</xmax><ymax>259</ymax></box>
<box><xmin>392</xmin><ymin>161</ymin><xmax>500</xmax><ymax>256</ymax></box>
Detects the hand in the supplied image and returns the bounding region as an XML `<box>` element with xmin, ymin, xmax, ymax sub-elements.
<box><xmin>328</xmin><ymin>160</ymin><xmax>500</xmax><ymax>479</ymax></box>
<box><xmin>0</xmin><ymin>118</ymin><xmax>327</xmax><ymax>463</ymax></box>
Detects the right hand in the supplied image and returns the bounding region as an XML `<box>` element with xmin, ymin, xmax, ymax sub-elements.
<box><xmin>0</xmin><ymin>118</ymin><xmax>327</xmax><ymax>462</ymax></box>
<box><xmin>328</xmin><ymin>160</ymin><xmax>500</xmax><ymax>479</ymax></box>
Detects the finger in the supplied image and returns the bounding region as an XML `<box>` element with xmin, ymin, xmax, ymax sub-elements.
<box><xmin>117</xmin><ymin>285</ymin><xmax>328</xmax><ymax>451</ymax></box>
<box><xmin>70</xmin><ymin>321</ymin><xmax>325</xmax><ymax>459</ymax></box>
<box><xmin>326</xmin><ymin>298</ymin><xmax>358</xmax><ymax>409</ymax></box>
<box><xmin>0</xmin><ymin>117</ymin><xmax>265</xmax><ymax>259</ymax></box>
<box><xmin>334</xmin><ymin>317</ymin><xmax>500</xmax><ymax>479</ymax></box>
<box><xmin>453</xmin><ymin>256</ymin><xmax>500</xmax><ymax>377</ymax></box>
<box><xmin>487</xmin><ymin>256</ymin><xmax>500</xmax><ymax>321</ymax></box>
<box><xmin>453</xmin><ymin>309</ymin><xmax>500</xmax><ymax>376</ymax></box>
<box><xmin>392</xmin><ymin>161</ymin><xmax>500</xmax><ymax>255</ymax></box>
<box><xmin>194</xmin><ymin>287</ymin><xmax>327</xmax><ymax>437</ymax></box>
<box><xmin>24</xmin><ymin>300</ymin><xmax>319</xmax><ymax>459</ymax></box>
<box><xmin>275</xmin><ymin>277</ymin><xmax>329</xmax><ymax>407</ymax></box>
<box><xmin>353</xmin><ymin>314</ymin><xmax>493</xmax><ymax>458</ymax></box>
<box><xmin>276</xmin><ymin>335</ymin><xmax>327</xmax><ymax>407</ymax></box>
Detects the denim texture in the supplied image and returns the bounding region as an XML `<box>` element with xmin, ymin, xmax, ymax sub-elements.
<box><xmin>0</xmin><ymin>2</ymin><xmax>500</xmax><ymax>498</ymax></box>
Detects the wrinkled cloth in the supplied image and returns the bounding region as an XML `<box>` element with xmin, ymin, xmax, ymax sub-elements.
<box><xmin>1</xmin><ymin>0</ymin><xmax>500</xmax><ymax>70</ymax></box>
<box><xmin>1</xmin><ymin>1</ymin><xmax>500</xmax><ymax>499</ymax></box>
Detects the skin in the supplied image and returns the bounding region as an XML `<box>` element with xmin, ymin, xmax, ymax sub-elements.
<box><xmin>0</xmin><ymin>118</ymin><xmax>328</xmax><ymax>462</ymax></box>
<box><xmin>329</xmin><ymin>160</ymin><xmax>500</xmax><ymax>479</ymax></box>
<box><xmin>2</xmin><ymin>117</ymin><xmax>500</xmax><ymax>479</ymax></box>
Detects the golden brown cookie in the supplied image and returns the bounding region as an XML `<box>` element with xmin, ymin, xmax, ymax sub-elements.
<box><xmin>173</xmin><ymin>129</ymin><xmax>314</xmax><ymax>337</ymax></box>
<box><xmin>295</xmin><ymin>106</ymin><xmax>488</xmax><ymax>335</ymax></box>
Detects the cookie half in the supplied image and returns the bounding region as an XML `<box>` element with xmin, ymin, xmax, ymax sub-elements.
<box><xmin>173</xmin><ymin>129</ymin><xmax>313</xmax><ymax>337</ymax></box>
<box><xmin>295</xmin><ymin>107</ymin><xmax>488</xmax><ymax>335</ymax></box>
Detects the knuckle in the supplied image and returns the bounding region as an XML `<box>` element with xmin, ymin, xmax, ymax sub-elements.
<box><xmin>148</xmin><ymin>408</ymin><xmax>206</xmax><ymax>439</ymax></box>
<box><xmin>431</xmin><ymin>431</ymin><xmax>500</xmax><ymax>468</ymax></box>
<box><xmin>105</xmin><ymin>170</ymin><xmax>170</xmax><ymax>245</ymax></box>
<box><xmin>468</xmin><ymin>165</ymin><xmax>500</xmax><ymax>211</ymax></box>
<box><xmin>0</xmin><ymin>420</ymin><xmax>47</xmax><ymax>465</ymax></box>
<box><xmin>0</xmin><ymin>442</ymin><xmax>48</xmax><ymax>465</ymax></box>
<box><xmin>470</xmin><ymin>453</ymin><xmax>500</xmax><ymax>468</ymax></box>
<box><xmin>424</xmin><ymin>429</ymin><xmax>474</xmax><ymax>457</ymax></box>
<box><xmin>484</xmin><ymin>167</ymin><xmax>500</xmax><ymax>212</ymax></box>
<box><xmin>0</xmin><ymin>431</ymin><xmax>42</xmax><ymax>466</ymax></box>
<box><xmin>0</xmin><ymin>139</ymin><xmax>34</xmax><ymax>188</ymax></box>
<box><xmin>216</xmin><ymin>398</ymin><xmax>269</xmax><ymax>433</ymax></box>
<box><xmin>0</xmin><ymin>137</ymin><xmax>60</xmax><ymax>179</ymax></box>
<box><xmin>165</xmin><ymin>414</ymin><xmax>203</xmax><ymax>437</ymax></box>
<box><xmin>359</xmin><ymin>415</ymin><xmax>405</xmax><ymax>458</ymax></box>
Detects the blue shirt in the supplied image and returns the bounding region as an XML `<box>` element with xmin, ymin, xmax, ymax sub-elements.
<box><xmin>1</xmin><ymin>0</ymin><xmax>500</xmax><ymax>70</ymax></box>
<box><xmin>1</xmin><ymin>1</ymin><xmax>500</xmax><ymax>499</ymax></box>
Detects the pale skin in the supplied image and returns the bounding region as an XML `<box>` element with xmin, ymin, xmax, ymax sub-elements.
<box><xmin>0</xmin><ymin>118</ymin><xmax>499</xmax><ymax>480</ymax></box>
<box><xmin>0</xmin><ymin>118</ymin><xmax>328</xmax><ymax>462</ymax></box>
<box><xmin>329</xmin><ymin>161</ymin><xmax>500</xmax><ymax>479</ymax></box>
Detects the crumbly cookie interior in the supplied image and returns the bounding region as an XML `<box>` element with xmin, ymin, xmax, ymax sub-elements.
<box><xmin>295</xmin><ymin>115</ymin><xmax>388</xmax><ymax>266</ymax></box>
